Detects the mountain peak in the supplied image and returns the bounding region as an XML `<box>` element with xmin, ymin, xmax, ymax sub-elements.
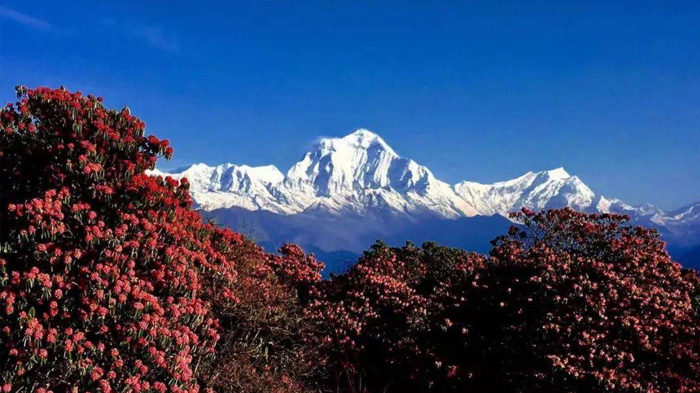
<box><xmin>345</xmin><ymin>128</ymin><xmax>381</xmax><ymax>140</ymax></box>
<box><xmin>544</xmin><ymin>167</ymin><xmax>571</xmax><ymax>180</ymax></box>
<box><xmin>453</xmin><ymin>166</ymin><xmax>593</xmax><ymax>216</ymax></box>
<box><xmin>323</xmin><ymin>128</ymin><xmax>396</xmax><ymax>156</ymax></box>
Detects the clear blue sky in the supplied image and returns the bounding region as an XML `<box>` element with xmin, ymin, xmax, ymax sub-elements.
<box><xmin>2</xmin><ymin>1</ymin><xmax>699</xmax><ymax>210</ymax></box>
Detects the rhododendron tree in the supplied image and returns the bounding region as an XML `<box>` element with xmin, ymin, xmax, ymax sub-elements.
<box><xmin>201</xmin><ymin>242</ymin><xmax>324</xmax><ymax>393</ymax></box>
<box><xmin>307</xmin><ymin>242</ymin><xmax>485</xmax><ymax>392</ymax></box>
<box><xmin>0</xmin><ymin>86</ymin><xmax>243</xmax><ymax>392</ymax></box>
<box><xmin>311</xmin><ymin>210</ymin><xmax>700</xmax><ymax>393</ymax></box>
<box><xmin>435</xmin><ymin>208</ymin><xmax>700</xmax><ymax>393</ymax></box>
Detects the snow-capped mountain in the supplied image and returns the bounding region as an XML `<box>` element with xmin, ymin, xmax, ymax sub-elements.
<box><xmin>454</xmin><ymin>167</ymin><xmax>599</xmax><ymax>216</ymax></box>
<box><xmin>452</xmin><ymin>168</ymin><xmax>670</xmax><ymax>223</ymax></box>
<box><xmin>152</xmin><ymin>128</ymin><xmax>697</xmax><ymax>243</ymax></box>
<box><xmin>652</xmin><ymin>202</ymin><xmax>700</xmax><ymax>246</ymax></box>
<box><xmin>150</xmin><ymin>128</ymin><xmax>700</xmax><ymax>269</ymax></box>
<box><xmin>283</xmin><ymin>130</ymin><xmax>477</xmax><ymax>218</ymax></box>
<box><xmin>154</xmin><ymin>130</ymin><xmax>478</xmax><ymax>219</ymax></box>
<box><xmin>657</xmin><ymin>202</ymin><xmax>700</xmax><ymax>226</ymax></box>
<box><xmin>150</xmin><ymin>163</ymin><xmax>289</xmax><ymax>212</ymax></box>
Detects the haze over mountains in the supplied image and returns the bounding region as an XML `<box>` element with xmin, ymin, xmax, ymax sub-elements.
<box><xmin>152</xmin><ymin>129</ymin><xmax>700</xmax><ymax>270</ymax></box>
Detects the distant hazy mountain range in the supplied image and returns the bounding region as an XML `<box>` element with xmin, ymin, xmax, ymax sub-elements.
<box><xmin>151</xmin><ymin>129</ymin><xmax>700</xmax><ymax>271</ymax></box>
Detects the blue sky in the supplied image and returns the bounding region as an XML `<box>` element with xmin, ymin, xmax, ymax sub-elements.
<box><xmin>2</xmin><ymin>1</ymin><xmax>699</xmax><ymax>210</ymax></box>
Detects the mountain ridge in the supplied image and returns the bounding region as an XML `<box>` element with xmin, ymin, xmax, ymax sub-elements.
<box><xmin>150</xmin><ymin>128</ymin><xmax>700</xmax><ymax>269</ymax></box>
<box><xmin>152</xmin><ymin>129</ymin><xmax>696</xmax><ymax>227</ymax></box>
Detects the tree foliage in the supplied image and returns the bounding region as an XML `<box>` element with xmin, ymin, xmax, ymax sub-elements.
<box><xmin>200</xmin><ymin>243</ymin><xmax>324</xmax><ymax>393</ymax></box>
<box><xmin>311</xmin><ymin>210</ymin><xmax>700</xmax><ymax>393</ymax></box>
<box><xmin>0</xmin><ymin>87</ymin><xmax>322</xmax><ymax>393</ymax></box>
<box><xmin>306</xmin><ymin>242</ymin><xmax>486</xmax><ymax>392</ymax></box>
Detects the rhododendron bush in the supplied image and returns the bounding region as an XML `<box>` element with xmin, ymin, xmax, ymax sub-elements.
<box><xmin>0</xmin><ymin>86</ymin><xmax>322</xmax><ymax>393</ymax></box>
<box><xmin>200</xmin><ymin>243</ymin><xmax>324</xmax><ymax>393</ymax></box>
<box><xmin>306</xmin><ymin>242</ymin><xmax>486</xmax><ymax>392</ymax></box>
<box><xmin>437</xmin><ymin>209</ymin><xmax>700</xmax><ymax>393</ymax></box>
<box><xmin>0</xmin><ymin>86</ymin><xmax>231</xmax><ymax>391</ymax></box>
<box><xmin>310</xmin><ymin>210</ymin><xmax>700</xmax><ymax>393</ymax></box>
